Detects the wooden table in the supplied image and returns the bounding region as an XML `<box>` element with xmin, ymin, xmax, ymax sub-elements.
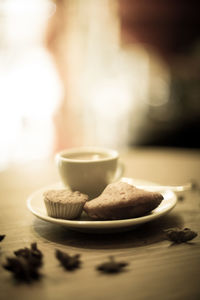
<box><xmin>0</xmin><ymin>147</ymin><xmax>200</xmax><ymax>300</ymax></box>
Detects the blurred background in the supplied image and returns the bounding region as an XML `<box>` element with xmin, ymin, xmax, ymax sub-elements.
<box><xmin>0</xmin><ymin>0</ymin><xmax>200</xmax><ymax>169</ymax></box>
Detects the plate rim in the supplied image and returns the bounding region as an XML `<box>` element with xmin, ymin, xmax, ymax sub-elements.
<box><xmin>27</xmin><ymin>178</ymin><xmax>177</xmax><ymax>230</ymax></box>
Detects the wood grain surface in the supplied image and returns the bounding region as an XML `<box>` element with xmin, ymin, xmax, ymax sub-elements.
<box><xmin>0</xmin><ymin>147</ymin><xmax>200</xmax><ymax>300</ymax></box>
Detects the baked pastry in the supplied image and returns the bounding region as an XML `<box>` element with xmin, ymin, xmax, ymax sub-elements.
<box><xmin>84</xmin><ymin>182</ymin><xmax>163</xmax><ymax>220</ymax></box>
<box><xmin>43</xmin><ymin>189</ymin><xmax>88</xmax><ymax>219</ymax></box>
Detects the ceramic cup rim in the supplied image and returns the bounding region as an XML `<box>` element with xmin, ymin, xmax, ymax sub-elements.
<box><xmin>56</xmin><ymin>146</ymin><xmax>119</xmax><ymax>163</ymax></box>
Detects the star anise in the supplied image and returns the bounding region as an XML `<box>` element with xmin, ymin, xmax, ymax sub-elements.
<box><xmin>190</xmin><ymin>180</ymin><xmax>199</xmax><ymax>191</ymax></box>
<box><xmin>177</xmin><ymin>195</ymin><xmax>185</xmax><ymax>202</ymax></box>
<box><xmin>165</xmin><ymin>228</ymin><xmax>198</xmax><ymax>243</ymax></box>
<box><xmin>96</xmin><ymin>256</ymin><xmax>128</xmax><ymax>274</ymax></box>
<box><xmin>3</xmin><ymin>243</ymin><xmax>43</xmax><ymax>282</ymax></box>
<box><xmin>14</xmin><ymin>242</ymin><xmax>43</xmax><ymax>268</ymax></box>
<box><xmin>55</xmin><ymin>249</ymin><xmax>81</xmax><ymax>271</ymax></box>
<box><xmin>0</xmin><ymin>235</ymin><xmax>6</xmax><ymax>242</ymax></box>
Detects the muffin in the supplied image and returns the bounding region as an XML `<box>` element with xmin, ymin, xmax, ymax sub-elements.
<box><xmin>43</xmin><ymin>189</ymin><xmax>88</xmax><ymax>219</ymax></box>
<box><xmin>84</xmin><ymin>182</ymin><xmax>163</xmax><ymax>220</ymax></box>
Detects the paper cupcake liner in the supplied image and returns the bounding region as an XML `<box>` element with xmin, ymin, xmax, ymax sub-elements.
<box><xmin>44</xmin><ymin>200</ymin><xmax>84</xmax><ymax>219</ymax></box>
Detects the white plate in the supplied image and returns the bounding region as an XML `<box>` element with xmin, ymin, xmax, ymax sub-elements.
<box><xmin>27</xmin><ymin>178</ymin><xmax>177</xmax><ymax>233</ymax></box>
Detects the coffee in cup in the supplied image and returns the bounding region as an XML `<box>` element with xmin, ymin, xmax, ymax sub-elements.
<box><xmin>55</xmin><ymin>147</ymin><xmax>124</xmax><ymax>199</ymax></box>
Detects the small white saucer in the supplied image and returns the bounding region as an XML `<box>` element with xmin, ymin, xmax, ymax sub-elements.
<box><xmin>27</xmin><ymin>178</ymin><xmax>177</xmax><ymax>233</ymax></box>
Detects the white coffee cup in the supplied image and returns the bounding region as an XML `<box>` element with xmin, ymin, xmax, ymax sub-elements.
<box><xmin>55</xmin><ymin>147</ymin><xmax>124</xmax><ymax>199</ymax></box>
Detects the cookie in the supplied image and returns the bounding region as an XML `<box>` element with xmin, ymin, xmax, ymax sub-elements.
<box><xmin>84</xmin><ymin>182</ymin><xmax>163</xmax><ymax>220</ymax></box>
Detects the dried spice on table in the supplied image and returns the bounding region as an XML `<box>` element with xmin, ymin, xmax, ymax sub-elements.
<box><xmin>190</xmin><ymin>179</ymin><xmax>200</xmax><ymax>192</ymax></box>
<box><xmin>55</xmin><ymin>249</ymin><xmax>81</xmax><ymax>271</ymax></box>
<box><xmin>3</xmin><ymin>243</ymin><xmax>43</xmax><ymax>282</ymax></box>
<box><xmin>165</xmin><ymin>228</ymin><xmax>198</xmax><ymax>243</ymax></box>
<box><xmin>14</xmin><ymin>242</ymin><xmax>43</xmax><ymax>267</ymax></box>
<box><xmin>177</xmin><ymin>195</ymin><xmax>185</xmax><ymax>202</ymax></box>
<box><xmin>96</xmin><ymin>256</ymin><xmax>128</xmax><ymax>274</ymax></box>
<box><xmin>0</xmin><ymin>235</ymin><xmax>6</xmax><ymax>242</ymax></box>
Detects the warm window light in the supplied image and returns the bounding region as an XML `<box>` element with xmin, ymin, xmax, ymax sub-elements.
<box><xmin>0</xmin><ymin>0</ymin><xmax>61</xmax><ymax>169</ymax></box>
<box><xmin>0</xmin><ymin>0</ymin><xmax>170</xmax><ymax>169</ymax></box>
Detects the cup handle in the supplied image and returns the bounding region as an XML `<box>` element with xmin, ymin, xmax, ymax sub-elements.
<box><xmin>113</xmin><ymin>160</ymin><xmax>125</xmax><ymax>182</ymax></box>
